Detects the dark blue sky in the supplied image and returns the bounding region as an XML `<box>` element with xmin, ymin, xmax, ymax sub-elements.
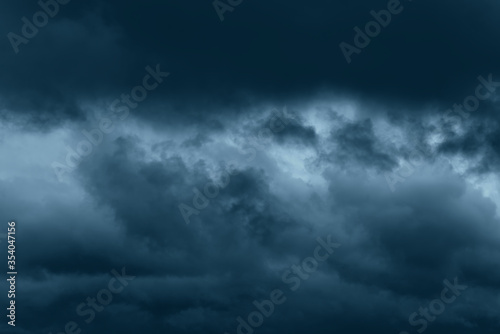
<box><xmin>1</xmin><ymin>1</ymin><xmax>500</xmax><ymax>333</ymax></box>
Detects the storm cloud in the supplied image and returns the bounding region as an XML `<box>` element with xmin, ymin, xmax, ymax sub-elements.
<box><xmin>1</xmin><ymin>1</ymin><xmax>500</xmax><ymax>334</ymax></box>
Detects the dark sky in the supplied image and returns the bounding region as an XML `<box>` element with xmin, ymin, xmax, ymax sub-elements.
<box><xmin>1</xmin><ymin>1</ymin><xmax>500</xmax><ymax>333</ymax></box>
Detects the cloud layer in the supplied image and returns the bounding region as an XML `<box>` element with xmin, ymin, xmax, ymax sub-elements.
<box><xmin>1</xmin><ymin>1</ymin><xmax>500</xmax><ymax>333</ymax></box>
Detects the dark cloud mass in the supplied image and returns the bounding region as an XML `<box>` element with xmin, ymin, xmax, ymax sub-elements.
<box><xmin>1</xmin><ymin>0</ymin><xmax>500</xmax><ymax>334</ymax></box>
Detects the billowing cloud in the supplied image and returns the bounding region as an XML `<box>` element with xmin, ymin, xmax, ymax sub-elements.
<box><xmin>1</xmin><ymin>1</ymin><xmax>500</xmax><ymax>333</ymax></box>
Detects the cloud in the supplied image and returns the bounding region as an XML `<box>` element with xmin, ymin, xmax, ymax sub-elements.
<box><xmin>2</xmin><ymin>1</ymin><xmax>500</xmax><ymax>333</ymax></box>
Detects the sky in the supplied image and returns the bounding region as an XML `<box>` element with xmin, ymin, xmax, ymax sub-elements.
<box><xmin>1</xmin><ymin>0</ymin><xmax>500</xmax><ymax>333</ymax></box>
